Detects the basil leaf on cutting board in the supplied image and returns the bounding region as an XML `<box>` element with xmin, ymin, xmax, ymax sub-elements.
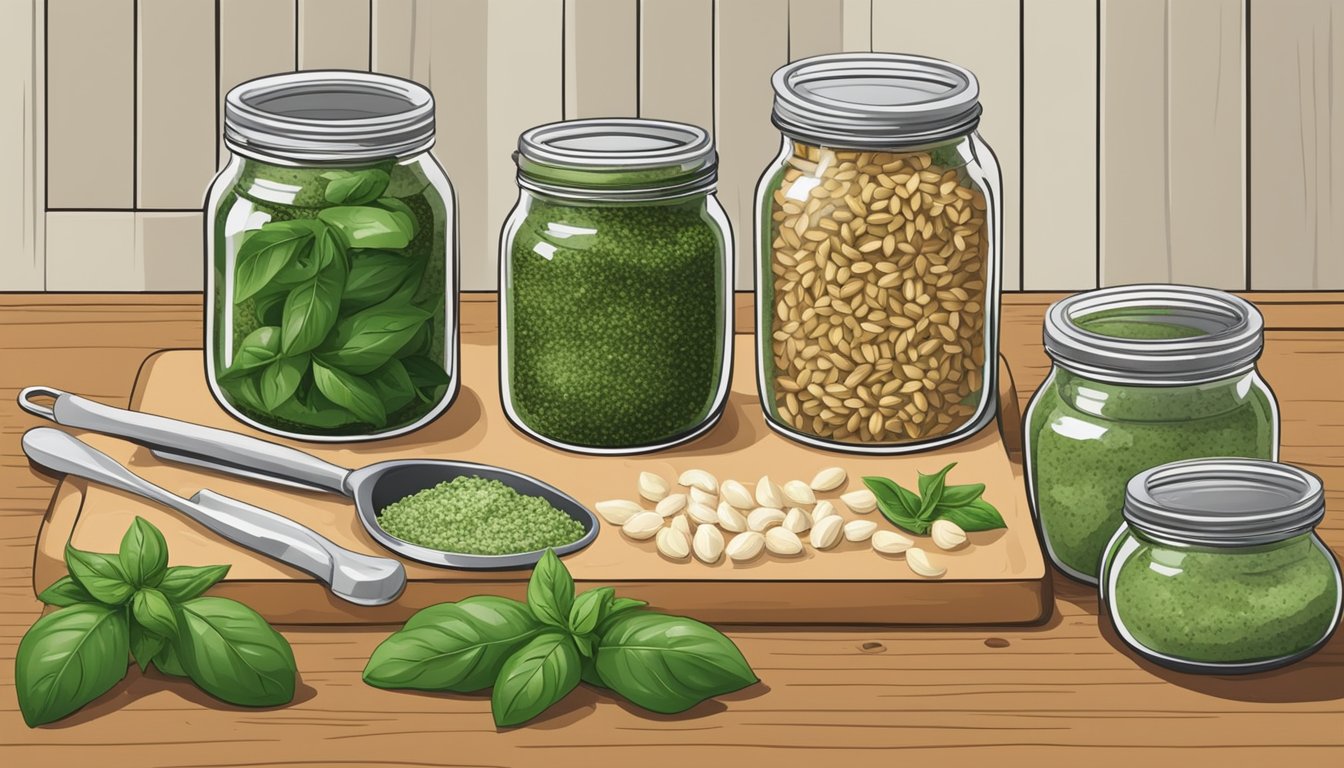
<box><xmin>864</xmin><ymin>476</ymin><xmax>930</xmax><ymax>535</ymax></box>
<box><xmin>526</xmin><ymin>550</ymin><xmax>574</xmax><ymax>628</ymax></box>
<box><xmin>174</xmin><ymin>596</ymin><xmax>297</xmax><ymax>707</ymax></box>
<box><xmin>65</xmin><ymin>543</ymin><xmax>134</xmax><ymax>605</ymax></box>
<box><xmin>156</xmin><ymin>564</ymin><xmax>231</xmax><ymax>602</ymax></box>
<box><xmin>316</xmin><ymin>301</ymin><xmax>433</xmax><ymax>375</ymax></box>
<box><xmin>938</xmin><ymin>498</ymin><xmax>1009</xmax><ymax>532</ymax></box>
<box><xmin>865</xmin><ymin>464</ymin><xmax>1007</xmax><ymax>536</ymax></box>
<box><xmin>916</xmin><ymin>462</ymin><xmax>957</xmax><ymax>519</ymax></box>
<box><xmin>16</xmin><ymin>603</ymin><xmax>130</xmax><ymax>727</ymax></box>
<box><xmin>233</xmin><ymin>221</ymin><xmax>319</xmax><ymax>301</ymax></box>
<box><xmin>595</xmin><ymin>612</ymin><xmax>757</xmax><ymax>715</ymax></box>
<box><xmin>131</xmin><ymin>588</ymin><xmax>179</xmax><ymax>638</ymax></box>
<box><xmin>130</xmin><ymin>621</ymin><xmax>167</xmax><ymax>672</ymax></box>
<box><xmin>490</xmin><ymin>632</ymin><xmax>581</xmax><ymax>728</ymax></box>
<box><xmin>118</xmin><ymin>516</ymin><xmax>168</xmax><ymax>588</ymax></box>
<box><xmin>567</xmin><ymin>586</ymin><xmax>614</xmax><ymax>637</ymax></box>
<box><xmin>322</xmin><ymin>169</ymin><xmax>391</xmax><ymax>205</ymax></box>
<box><xmin>363</xmin><ymin>596</ymin><xmax>543</xmax><ymax>693</ymax></box>
<box><xmin>151</xmin><ymin>643</ymin><xmax>188</xmax><ymax>677</ymax></box>
<box><xmin>318</xmin><ymin>206</ymin><xmax>414</xmax><ymax>249</ymax></box>
<box><xmin>36</xmin><ymin>575</ymin><xmax>94</xmax><ymax>607</ymax></box>
<box><xmin>312</xmin><ymin>360</ymin><xmax>388</xmax><ymax>426</ymax></box>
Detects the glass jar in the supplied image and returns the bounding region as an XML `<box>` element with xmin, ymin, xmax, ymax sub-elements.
<box><xmin>499</xmin><ymin>119</ymin><xmax>732</xmax><ymax>454</ymax></box>
<box><xmin>754</xmin><ymin>53</ymin><xmax>1002</xmax><ymax>453</ymax></box>
<box><xmin>206</xmin><ymin>72</ymin><xmax>458</xmax><ymax>441</ymax></box>
<box><xmin>1025</xmin><ymin>285</ymin><xmax>1279</xmax><ymax>583</ymax></box>
<box><xmin>1101</xmin><ymin>459</ymin><xmax>1341</xmax><ymax>673</ymax></box>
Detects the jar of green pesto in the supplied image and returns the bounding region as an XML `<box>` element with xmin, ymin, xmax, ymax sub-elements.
<box><xmin>207</xmin><ymin>71</ymin><xmax>458</xmax><ymax>441</ymax></box>
<box><xmin>1025</xmin><ymin>285</ymin><xmax>1278</xmax><ymax>583</ymax></box>
<box><xmin>500</xmin><ymin>119</ymin><xmax>732</xmax><ymax>454</ymax></box>
<box><xmin>1101</xmin><ymin>459</ymin><xmax>1341</xmax><ymax>673</ymax></box>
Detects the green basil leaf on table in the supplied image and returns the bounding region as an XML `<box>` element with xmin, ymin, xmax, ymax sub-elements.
<box><xmin>65</xmin><ymin>544</ymin><xmax>134</xmax><ymax>605</ymax></box>
<box><xmin>342</xmin><ymin>250</ymin><xmax>418</xmax><ymax>309</ymax></box>
<box><xmin>525</xmin><ymin>550</ymin><xmax>574</xmax><ymax>628</ymax></box>
<box><xmin>15</xmin><ymin>603</ymin><xmax>130</xmax><ymax>727</ymax></box>
<box><xmin>937</xmin><ymin>482</ymin><xmax>987</xmax><ymax>509</ymax></box>
<box><xmin>579</xmin><ymin>654</ymin><xmax>606</xmax><ymax>688</ymax></box>
<box><xmin>118</xmin><ymin>516</ymin><xmax>168</xmax><ymax>588</ymax></box>
<box><xmin>151</xmin><ymin>643</ymin><xmax>188</xmax><ymax>677</ymax></box>
<box><xmin>572</xmin><ymin>634</ymin><xmax>594</xmax><ymax>659</ymax></box>
<box><xmin>567</xmin><ymin>586</ymin><xmax>614</xmax><ymax>637</ymax></box>
<box><xmin>156</xmin><ymin>564</ymin><xmax>231</xmax><ymax>602</ymax></box>
<box><xmin>376</xmin><ymin>197</ymin><xmax>420</xmax><ymax>238</ymax></box>
<box><xmin>312</xmin><ymin>360</ymin><xmax>388</xmax><ymax>426</ymax></box>
<box><xmin>595</xmin><ymin>612</ymin><xmax>756</xmax><ymax>715</ymax></box>
<box><xmin>131</xmin><ymin>587</ymin><xmax>179</xmax><ymax>638</ymax></box>
<box><xmin>217</xmin><ymin>326</ymin><xmax>282</xmax><ymax>381</ymax></box>
<box><xmin>260</xmin><ymin>354</ymin><xmax>309</xmax><ymax>411</ymax></box>
<box><xmin>280</xmin><ymin>240</ymin><xmax>347</xmax><ymax>356</ymax></box>
<box><xmin>234</xmin><ymin>221</ymin><xmax>320</xmax><ymax>301</ymax></box>
<box><xmin>36</xmin><ymin>575</ymin><xmax>94</xmax><ymax>607</ymax></box>
<box><xmin>322</xmin><ymin>169</ymin><xmax>391</xmax><ymax>205</ymax></box>
<box><xmin>937</xmin><ymin>498</ymin><xmax>1007</xmax><ymax>532</ymax></box>
<box><xmin>317</xmin><ymin>206</ymin><xmax>414</xmax><ymax>249</ymax></box>
<box><xmin>490</xmin><ymin>632</ymin><xmax>580</xmax><ymax>728</ymax></box>
<box><xmin>129</xmin><ymin>621</ymin><xmax>166</xmax><ymax>672</ymax></box>
<box><xmin>316</xmin><ymin>301</ymin><xmax>433</xmax><ymax>375</ymax></box>
<box><xmin>364</xmin><ymin>596</ymin><xmax>543</xmax><ymax>693</ymax></box>
<box><xmin>606</xmin><ymin>596</ymin><xmax>648</xmax><ymax>617</ymax></box>
<box><xmin>174</xmin><ymin>596</ymin><xmax>297</xmax><ymax>707</ymax></box>
<box><xmin>916</xmin><ymin>462</ymin><xmax>957</xmax><ymax>520</ymax></box>
<box><xmin>863</xmin><ymin>476</ymin><xmax>929</xmax><ymax>534</ymax></box>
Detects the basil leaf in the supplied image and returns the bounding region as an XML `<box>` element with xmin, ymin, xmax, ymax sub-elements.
<box><xmin>938</xmin><ymin>498</ymin><xmax>1008</xmax><ymax>532</ymax></box>
<box><xmin>862</xmin><ymin>476</ymin><xmax>928</xmax><ymax>534</ymax></box>
<box><xmin>15</xmin><ymin>603</ymin><xmax>129</xmax><ymax>727</ymax></box>
<box><xmin>342</xmin><ymin>250</ymin><xmax>417</xmax><ymax>309</ymax></box>
<box><xmin>322</xmin><ymin>169</ymin><xmax>390</xmax><ymax>205</ymax></box>
<box><xmin>234</xmin><ymin>221</ymin><xmax>318</xmax><ymax>301</ymax></box>
<box><xmin>595</xmin><ymin>612</ymin><xmax>757</xmax><ymax>715</ymax></box>
<box><xmin>491</xmin><ymin>632</ymin><xmax>580</xmax><ymax>728</ymax></box>
<box><xmin>218</xmin><ymin>326</ymin><xmax>282</xmax><ymax>381</ymax></box>
<box><xmin>567</xmin><ymin>587</ymin><xmax>613</xmax><ymax>637</ymax></box>
<box><xmin>402</xmin><ymin>355</ymin><xmax>450</xmax><ymax>389</ymax></box>
<box><xmin>152</xmin><ymin>643</ymin><xmax>188</xmax><ymax>677</ymax></box>
<box><xmin>376</xmin><ymin>197</ymin><xmax>420</xmax><ymax>238</ymax></box>
<box><xmin>364</xmin><ymin>596</ymin><xmax>542</xmax><ymax>692</ymax></box>
<box><xmin>219</xmin><ymin>371</ymin><xmax>267</xmax><ymax>413</ymax></box>
<box><xmin>37</xmin><ymin>576</ymin><xmax>94</xmax><ymax>607</ymax></box>
<box><xmin>270</xmin><ymin>387</ymin><xmax>361</xmax><ymax>429</ymax></box>
<box><xmin>118</xmin><ymin>517</ymin><xmax>168</xmax><ymax>588</ymax></box>
<box><xmin>129</xmin><ymin>621</ymin><xmax>166</xmax><ymax>672</ymax></box>
<box><xmin>316</xmin><ymin>301</ymin><xmax>433</xmax><ymax>375</ymax></box>
<box><xmin>916</xmin><ymin>463</ymin><xmax>957</xmax><ymax>520</ymax></box>
<box><xmin>174</xmin><ymin>596</ymin><xmax>296</xmax><ymax>707</ymax></box>
<box><xmin>573</xmin><ymin>634</ymin><xmax>594</xmax><ymax>658</ymax></box>
<box><xmin>937</xmin><ymin>482</ymin><xmax>987</xmax><ymax>509</ymax></box>
<box><xmin>157</xmin><ymin>564</ymin><xmax>231</xmax><ymax>602</ymax></box>
<box><xmin>253</xmin><ymin>290</ymin><xmax>286</xmax><ymax>326</ymax></box>
<box><xmin>607</xmin><ymin>596</ymin><xmax>648</xmax><ymax>616</ymax></box>
<box><xmin>312</xmin><ymin>360</ymin><xmax>388</xmax><ymax>426</ymax></box>
<box><xmin>368</xmin><ymin>358</ymin><xmax>416</xmax><ymax>413</ymax></box>
<box><xmin>132</xmin><ymin>588</ymin><xmax>178</xmax><ymax>638</ymax></box>
<box><xmin>260</xmin><ymin>354</ymin><xmax>309</xmax><ymax>411</ymax></box>
<box><xmin>65</xmin><ymin>544</ymin><xmax>134</xmax><ymax>605</ymax></box>
<box><xmin>579</xmin><ymin>654</ymin><xmax>606</xmax><ymax>688</ymax></box>
<box><xmin>317</xmin><ymin>206</ymin><xmax>413</xmax><ymax>249</ymax></box>
<box><xmin>281</xmin><ymin>244</ymin><xmax>346</xmax><ymax>356</ymax></box>
<box><xmin>526</xmin><ymin>550</ymin><xmax>574</xmax><ymax>628</ymax></box>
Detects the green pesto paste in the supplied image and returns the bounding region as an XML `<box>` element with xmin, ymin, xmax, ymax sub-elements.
<box><xmin>378</xmin><ymin>476</ymin><xmax>585</xmax><ymax>555</ymax></box>
<box><xmin>1106</xmin><ymin>531</ymin><xmax>1339</xmax><ymax>665</ymax></box>
<box><xmin>505</xmin><ymin>195</ymin><xmax>725</xmax><ymax>449</ymax></box>
<box><xmin>1026</xmin><ymin>321</ymin><xmax>1276</xmax><ymax>581</ymax></box>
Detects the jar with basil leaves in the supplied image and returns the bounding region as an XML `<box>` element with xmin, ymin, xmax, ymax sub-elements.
<box><xmin>206</xmin><ymin>72</ymin><xmax>458</xmax><ymax>440</ymax></box>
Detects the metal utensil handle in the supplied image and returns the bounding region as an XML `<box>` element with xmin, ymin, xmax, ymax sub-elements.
<box><xmin>19</xmin><ymin>386</ymin><xmax>350</xmax><ymax>495</ymax></box>
<box><xmin>22</xmin><ymin>428</ymin><xmax>344</xmax><ymax>589</ymax></box>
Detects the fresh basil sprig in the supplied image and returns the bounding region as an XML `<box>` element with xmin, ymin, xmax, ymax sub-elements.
<box><xmin>16</xmin><ymin>518</ymin><xmax>297</xmax><ymax>727</ymax></box>
<box><xmin>363</xmin><ymin>550</ymin><xmax>757</xmax><ymax>728</ymax></box>
<box><xmin>864</xmin><ymin>462</ymin><xmax>1007</xmax><ymax>535</ymax></box>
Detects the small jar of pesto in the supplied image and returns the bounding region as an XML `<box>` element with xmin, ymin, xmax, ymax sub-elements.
<box><xmin>1025</xmin><ymin>285</ymin><xmax>1278</xmax><ymax>583</ymax></box>
<box><xmin>207</xmin><ymin>71</ymin><xmax>458</xmax><ymax>441</ymax></box>
<box><xmin>1101</xmin><ymin>459</ymin><xmax>1341</xmax><ymax>674</ymax></box>
<box><xmin>500</xmin><ymin>119</ymin><xmax>732</xmax><ymax>454</ymax></box>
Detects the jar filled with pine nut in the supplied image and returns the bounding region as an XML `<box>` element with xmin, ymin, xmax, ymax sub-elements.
<box><xmin>755</xmin><ymin>53</ymin><xmax>1002</xmax><ymax>452</ymax></box>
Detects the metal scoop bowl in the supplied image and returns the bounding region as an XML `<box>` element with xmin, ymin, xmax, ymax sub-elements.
<box><xmin>20</xmin><ymin>387</ymin><xmax>599</xmax><ymax>570</ymax></box>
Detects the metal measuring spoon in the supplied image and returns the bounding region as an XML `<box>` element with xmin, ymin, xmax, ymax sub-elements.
<box><xmin>22</xmin><ymin>428</ymin><xmax>406</xmax><ymax>606</ymax></box>
<box><xmin>19</xmin><ymin>387</ymin><xmax>599</xmax><ymax>570</ymax></box>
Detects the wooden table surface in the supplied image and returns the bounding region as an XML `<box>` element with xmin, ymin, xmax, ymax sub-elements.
<box><xmin>2</xmin><ymin>292</ymin><xmax>1341</xmax><ymax>767</ymax></box>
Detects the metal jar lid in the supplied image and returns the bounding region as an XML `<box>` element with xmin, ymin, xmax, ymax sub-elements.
<box><xmin>1042</xmin><ymin>284</ymin><xmax>1265</xmax><ymax>385</ymax></box>
<box><xmin>224</xmin><ymin>71</ymin><xmax>435</xmax><ymax>164</ymax></box>
<box><xmin>1124</xmin><ymin>459</ymin><xmax>1325</xmax><ymax>548</ymax></box>
<box><xmin>515</xmin><ymin>118</ymin><xmax>717</xmax><ymax>201</ymax></box>
<box><xmin>770</xmin><ymin>53</ymin><xmax>982</xmax><ymax>149</ymax></box>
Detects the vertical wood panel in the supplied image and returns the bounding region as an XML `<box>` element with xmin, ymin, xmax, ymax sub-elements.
<box><xmin>298</xmin><ymin>0</ymin><xmax>371</xmax><ymax>71</ymax></box>
<box><xmin>716</xmin><ymin>0</ymin><xmax>790</xmax><ymax>289</ymax></box>
<box><xmin>790</xmin><ymin>0</ymin><xmax>844</xmax><ymax>60</ymax></box>
<box><xmin>137</xmin><ymin>0</ymin><xmax>216</xmax><ymax>209</ymax></box>
<box><xmin>1251</xmin><ymin>0</ymin><xmax>1344</xmax><ymax>289</ymax></box>
<box><xmin>871</xmin><ymin>0</ymin><xmax>1022</xmax><ymax>290</ymax></box>
<box><xmin>1</xmin><ymin>0</ymin><xmax>43</xmax><ymax>289</ymax></box>
<box><xmin>47</xmin><ymin>0</ymin><xmax>134</xmax><ymax>208</ymax></box>
<box><xmin>219</xmin><ymin>0</ymin><xmax>297</xmax><ymax>168</ymax></box>
<box><xmin>565</xmin><ymin>0</ymin><xmax>637</xmax><ymax>118</ymax></box>
<box><xmin>137</xmin><ymin>212</ymin><xmax>204</xmax><ymax>290</ymax></box>
<box><xmin>46</xmin><ymin>212</ymin><xmax>139</xmax><ymax>290</ymax></box>
<box><xmin>841</xmin><ymin>0</ymin><xmax>872</xmax><ymax>51</ymax></box>
<box><xmin>1022</xmin><ymin>0</ymin><xmax>1097</xmax><ymax>289</ymax></box>
<box><xmin>639</xmin><ymin>0</ymin><xmax>713</xmax><ymax>129</ymax></box>
<box><xmin>1101</xmin><ymin>0</ymin><xmax>1246</xmax><ymax>289</ymax></box>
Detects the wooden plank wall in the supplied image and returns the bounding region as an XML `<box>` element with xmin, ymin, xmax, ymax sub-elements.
<box><xmin>5</xmin><ymin>0</ymin><xmax>1344</xmax><ymax>292</ymax></box>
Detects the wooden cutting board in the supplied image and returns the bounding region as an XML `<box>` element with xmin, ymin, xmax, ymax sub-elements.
<box><xmin>32</xmin><ymin>333</ymin><xmax>1048</xmax><ymax>626</ymax></box>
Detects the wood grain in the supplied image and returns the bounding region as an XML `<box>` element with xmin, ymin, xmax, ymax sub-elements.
<box><xmin>136</xmin><ymin>0</ymin><xmax>216</xmax><ymax>208</ymax></box>
<box><xmin>1</xmin><ymin>293</ymin><xmax>1342</xmax><ymax>764</ymax></box>
<box><xmin>565</xmin><ymin>0</ymin><xmax>638</xmax><ymax>119</ymax></box>
<box><xmin>0</xmin><ymin>0</ymin><xmax>43</xmax><ymax>290</ymax></box>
